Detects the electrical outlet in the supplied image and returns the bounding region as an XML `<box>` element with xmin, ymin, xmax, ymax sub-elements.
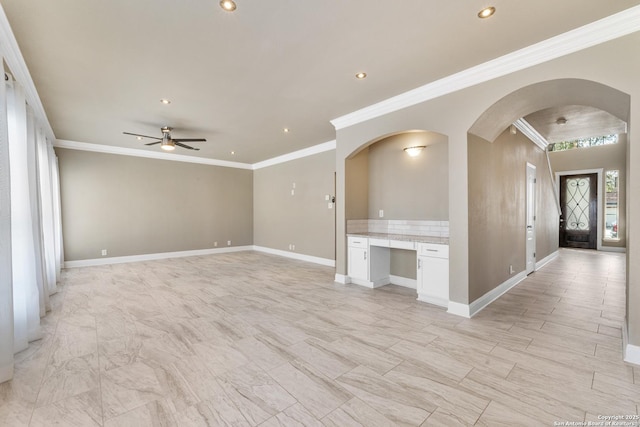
<box><xmin>101</xmin><ymin>249</ymin><xmax>107</xmax><ymax>256</ymax></box>
<box><xmin>509</xmin><ymin>265</ymin><xmax>514</xmax><ymax>274</ymax></box>
<box><xmin>214</xmin><ymin>241</ymin><xmax>217</xmax><ymax>247</ymax></box>
<box><xmin>288</xmin><ymin>244</ymin><xmax>292</xmax><ymax>250</ymax></box>
<box><xmin>328</xmin><ymin>202</ymin><xmax>333</xmax><ymax>209</ymax></box>
<box><xmin>379</xmin><ymin>209</ymin><xmax>384</xmax><ymax>218</ymax></box>
<box><xmin>325</xmin><ymin>194</ymin><xmax>330</xmax><ymax>201</ymax></box>
<box><xmin>227</xmin><ymin>240</ymin><xmax>231</xmax><ymax>246</ymax></box>
<box><xmin>292</xmin><ymin>182</ymin><xmax>296</xmax><ymax>189</ymax></box>
<box><xmin>292</xmin><ymin>244</ymin><xmax>295</xmax><ymax>251</ymax></box>
<box><xmin>291</xmin><ymin>189</ymin><xmax>295</xmax><ymax>196</ymax></box>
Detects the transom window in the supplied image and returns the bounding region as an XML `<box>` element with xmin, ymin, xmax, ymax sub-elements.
<box><xmin>548</xmin><ymin>134</ymin><xmax>618</xmax><ymax>152</ymax></box>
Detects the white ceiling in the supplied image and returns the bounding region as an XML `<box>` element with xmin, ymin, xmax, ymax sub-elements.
<box><xmin>2</xmin><ymin>0</ymin><xmax>639</xmax><ymax>163</ymax></box>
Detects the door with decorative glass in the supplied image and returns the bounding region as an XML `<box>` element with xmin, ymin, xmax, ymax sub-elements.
<box><xmin>559</xmin><ymin>173</ymin><xmax>597</xmax><ymax>249</ymax></box>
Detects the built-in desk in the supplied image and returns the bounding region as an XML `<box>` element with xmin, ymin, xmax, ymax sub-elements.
<box><xmin>347</xmin><ymin>233</ymin><xmax>450</xmax><ymax>307</ymax></box>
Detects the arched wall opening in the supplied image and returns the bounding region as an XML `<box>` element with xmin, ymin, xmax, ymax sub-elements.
<box><xmin>344</xmin><ymin>130</ymin><xmax>449</xmax><ymax>286</ymax></box>
<box><xmin>466</xmin><ymin>78</ymin><xmax>630</xmax><ymax>305</ymax></box>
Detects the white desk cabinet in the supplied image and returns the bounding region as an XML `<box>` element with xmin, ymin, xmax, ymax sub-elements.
<box><xmin>348</xmin><ymin>237</ymin><xmax>369</xmax><ymax>284</ymax></box>
<box><xmin>417</xmin><ymin>243</ymin><xmax>449</xmax><ymax>307</ymax></box>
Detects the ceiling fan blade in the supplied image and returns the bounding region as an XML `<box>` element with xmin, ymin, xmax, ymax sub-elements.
<box><xmin>175</xmin><ymin>142</ymin><xmax>200</xmax><ymax>151</ymax></box>
<box><xmin>123</xmin><ymin>131</ymin><xmax>162</xmax><ymax>140</ymax></box>
<box><xmin>172</xmin><ymin>138</ymin><xmax>206</xmax><ymax>142</ymax></box>
<box><xmin>145</xmin><ymin>141</ymin><xmax>162</xmax><ymax>146</ymax></box>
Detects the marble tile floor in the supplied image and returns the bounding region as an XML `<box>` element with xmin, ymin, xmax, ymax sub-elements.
<box><xmin>0</xmin><ymin>248</ymin><xmax>637</xmax><ymax>426</ymax></box>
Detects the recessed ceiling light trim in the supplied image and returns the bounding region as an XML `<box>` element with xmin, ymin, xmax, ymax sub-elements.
<box><xmin>283</xmin><ymin>128</ymin><xmax>290</xmax><ymax>133</ymax></box>
<box><xmin>220</xmin><ymin>0</ymin><xmax>237</xmax><ymax>12</ymax></box>
<box><xmin>355</xmin><ymin>72</ymin><xmax>367</xmax><ymax>79</ymax></box>
<box><xmin>478</xmin><ymin>6</ymin><xmax>496</xmax><ymax>19</ymax></box>
<box><xmin>160</xmin><ymin>99</ymin><xmax>171</xmax><ymax>105</ymax></box>
<box><xmin>556</xmin><ymin>117</ymin><xmax>568</xmax><ymax>125</ymax></box>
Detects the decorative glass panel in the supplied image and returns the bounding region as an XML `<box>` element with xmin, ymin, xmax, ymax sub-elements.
<box><xmin>565</xmin><ymin>177</ymin><xmax>590</xmax><ymax>231</ymax></box>
<box><xmin>605</xmin><ymin>170</ymin><xmax>619</xmax><ymax>239</ymax></box>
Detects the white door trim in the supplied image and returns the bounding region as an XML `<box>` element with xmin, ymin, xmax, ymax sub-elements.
<box><xmin>555</xmin><ymin>169</ymin><xmax>603</xmax><ymax>251</ymax></box>
<box><xmin>526</xmin><ymin>163</ymin><xmax>537</xmax><ymax>274</ymax></box>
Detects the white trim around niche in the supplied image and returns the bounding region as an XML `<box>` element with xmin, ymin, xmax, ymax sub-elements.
<box><xmin>330</xmin><ymin>5</ymin><xmax>640</xmax><ymax>130</ymax></box>
<box><xmin>334</xmin><ymin>273</ymin><xmax>350</xmax><ymax>284</ymax></box>
<box><xmin>555</xmin><ymin>169</ymin><xmax>604</xmax><ymax>251</ymax></box>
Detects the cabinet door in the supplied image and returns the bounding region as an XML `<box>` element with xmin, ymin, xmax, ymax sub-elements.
<box><xmin>348</xmin><ymin>246</ymin><xmax>368</xmax><ymax>281</ymax></box>
<box><xmin>417</xmin><ymin>255</ymin><xmax>449</xmax><ymax>306</ymax></box>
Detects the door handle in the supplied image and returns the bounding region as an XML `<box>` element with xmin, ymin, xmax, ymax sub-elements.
<box><xmin>527</xmin><ymin>225</ymin><xmax>533</xmax><ymax>229</ymax></box>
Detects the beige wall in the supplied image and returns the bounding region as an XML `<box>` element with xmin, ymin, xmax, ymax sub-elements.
<box><xmin>468</xmin><ymin>130</ymin><xmax>559</xmax><ymax>302</ymax></box>
<box><xmin>345</xmin><ymin>148</ymin><xmax>369</xmax><ymax>220</ymax></box>
<box><xmin>56</xmin><ymin>148</ymin><xmax>253</xmax><ymax>260</ymax></box>
<box><xmin>253</xmin><ymin>150</ymin><xmax>336</xmax><ymax>260</ymax></box>
<box><xmin>550</xmin><ymin>134</ymin><xmax>627</xmax><ymax>249</ymax></box>
<box><xmin>368</xmin><ymin>132</ymin><xmax>448</xmax><ymax>220</ymax></box>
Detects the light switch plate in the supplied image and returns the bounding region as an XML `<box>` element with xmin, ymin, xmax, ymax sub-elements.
<box><xmin>379</xmin><ymin>210</ymin><xmax>384</xmax><ymax>218</ymax></box>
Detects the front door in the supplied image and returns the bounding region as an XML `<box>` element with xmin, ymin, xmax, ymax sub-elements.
<box><xmin>559</xmin><ymin>173</ymin><xmax>597</xmax><ymax>249</ymax></box>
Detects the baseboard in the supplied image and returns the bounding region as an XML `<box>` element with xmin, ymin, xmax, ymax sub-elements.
<box><xmin>252</xmin><ymin>246</ymin><xmax>335</xmax><ymax>267</ymax></box>
<box><xmin>0</xmin><ymin>363</ymin><xmax>14</xmax><ymax>383</ymax></box>
<box><xmin>468</xmin><ymin>271</ymin><xmax>527</xmax><ymax>317</ymax></box>
<box><xmin>600</xmin><ymin>246</ymin><xmax>626</xmax><ymax>253</ymax></box>
<box><xmin>389</xmin><ymin>275</ymin><xmax>417</xmax><ymax>289</ymax></box>
<box><xmin>535</xmin><ymin>250</ymin><xmax>558</xmax><ymax>270</ymax></box>
<box><xmin>417</xmin><ymin>293</ymin><xmax>448</xmax><ymax>308</ymax></box>
<box><xmin>447</xmin><ymin>301</ymin><xmax>471</xmax><ymax>318</ymax></box>
<box><xmin>623</xmin><ymin>321</ymin><xmax>640</xmax><ymax>366</ymax></box>
<box><xmin>334</xmin><ymin>274</ymin><xmax>350</xmax><ymax>284</ymax></box>
<box><xmin>64</xmin><ymin>246</ymin><xmax>254</xmax><ymax>268</ymax></box>
<box><xmin>350</xmin><ymin>277</ymin><xmax>375</xmax><ymax>288</ymax></box>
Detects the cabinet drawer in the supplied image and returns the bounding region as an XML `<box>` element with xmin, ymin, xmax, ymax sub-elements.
<box><xmin>418</xmin><ymin>243</ymin><xmax>449</xmax><ymax>258</ymax></box>
<box><xmin>348</xmin><ymin>236</ymin><xmax>368</xmax><ymax>249</ymax></box>
<box><xmin>390</xmin><ymin>240</ymin><xmax>415</xmax><ymax>250</ymax></box>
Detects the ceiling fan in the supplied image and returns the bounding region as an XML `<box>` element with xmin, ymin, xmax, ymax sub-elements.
<box><xmin>123</xmin><ymin>126</ymin><xmax>206</xmax><ymax>151</ymax></box>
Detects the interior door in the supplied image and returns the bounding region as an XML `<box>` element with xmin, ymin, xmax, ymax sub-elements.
<box><xmin>559</xmin><ymin>173</ymin><xmax>597</xmax><ymax>249</ymax></box>
<box><xmin>526</xmin><ymin>164</ymin><xmax>536</xmax><ymax>275</ymax></box>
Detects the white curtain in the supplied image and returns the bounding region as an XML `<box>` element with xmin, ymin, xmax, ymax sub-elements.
<box><xmin>0</xmin><ymin>70</ymin><xmax>62</xmax><ymax>383</ymax></box>
<box><xmin>0</xmin><ymin>60</ymin><xmax>14</xmax><ymax>383</ymax></box>
<box><xmin>7</xmin><ymin>78</ymin><xmax>42</xmax><ymax>352</ymax></box>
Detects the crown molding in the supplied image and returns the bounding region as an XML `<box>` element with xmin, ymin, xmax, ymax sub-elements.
<box><xmin>252</xmin><ymin>140</ymin><xmax>336</xmax><ymax>170</ymax></box>
<box><xmin>513</xmin><ymin>118</ymin><xmax>549</xmax><ymax>150</ymax></box>
<box><xmin>0</xmin><ymin>5</ymin><xmax>56</xmax><ymax>142</ymax></box>
<box><xmin>54</xmin><ymin>139</ymin><xmax>254</xmax><ymax>170</ymax></box>
<box><xmin>55</xmin><ymin>138</ymin><xmax>337</xmax><ymax>170</ymax></box>
<box><xmin>330</xmin><ymin>5</ymin><xmax>640</xmax><ymax>131</ymax></box>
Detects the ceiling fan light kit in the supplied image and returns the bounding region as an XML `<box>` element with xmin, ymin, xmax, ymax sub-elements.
<box><xmin>123</xmin><ymin>127</ymin><xmax>206</xmax><ymax>151</ymax></box>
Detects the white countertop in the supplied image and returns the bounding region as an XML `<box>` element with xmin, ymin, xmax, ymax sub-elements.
<box><xmin>347</xmin><ymin>232</ymin><xmax>449</xmax><ymax>245</ymax></box>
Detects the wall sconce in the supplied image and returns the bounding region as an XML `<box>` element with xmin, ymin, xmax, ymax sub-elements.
<box><xmin>403</xmin><ymin>146</ymin><xmax>426</xmax><ymax>157</ymax></box>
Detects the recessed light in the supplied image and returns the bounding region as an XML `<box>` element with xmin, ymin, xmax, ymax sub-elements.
<box><xmin>136</xmin><ymin>136</ymin><xmax>143</xmax><ymax>141</ymax></box>
<box><xmin>283</xmin><ymin>128</ymin><xmax>290</xmax><ymax>133</ymax></box>
<box><xmin>355</xmin><ymin>72</ymin><xmax>367</xmax><ymax>79</ymax></box>
<box><xmin>230</xmin><ymin>151</ymin><xmax>235</xmax><ymax>155</ymax></box>
<box><xmin>160</xmin><ymin>99</ymin><xmax>171</xmax><ymax>105</ymax></box>
<box><xmin>477</xmin><ymin>6</ymin><xmax>496</xmax><ymax>18</ymax></box>
<box><xmin>220</xmin><ymin>0</ymin><xmax>236</xmax><ymax>12</ymax></box>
